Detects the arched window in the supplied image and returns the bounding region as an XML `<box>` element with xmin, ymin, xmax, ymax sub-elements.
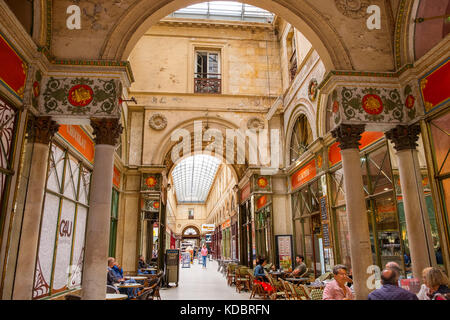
<box><xmin>290</xmin><ymin>114</ymin><xmax>313</xmax><ymax>164</ymax></box>
<box><xmin>184</xmin><ymin>227</ymin><xmax>198</xmax><ymax>236</ymax></box>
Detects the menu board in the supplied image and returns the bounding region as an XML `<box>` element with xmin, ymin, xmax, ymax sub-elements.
<box><xmin>320</xmin><ymin>196</ymin><xmax>328</xmax><ymax>220</ymax></box>
<box><xmin>322</xmin><ymin>223</ymin><xmax>331</xmax><ymax>248</ymax></box>
<box><xmin>276</xmin><ymin>235</ymin><xmax>293</xmax><ymax>271</ymax></box>
<box><xmin>181</xmin><ymin>252</ymin><xmax>191</xmax><ymax>268</ymax></box>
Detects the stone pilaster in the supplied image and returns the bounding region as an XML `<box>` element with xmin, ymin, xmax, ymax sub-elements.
<box><xmin>386</xmin><ymin>125</ymin><xmax>436</xmax><ymax>279</ymax></box>
<box><xmin>331</xmin><ymin>124</ymin><xmax>373</xmax><ymax>300</ymax></box>
<box><xmin>13</xmin><ymin>116</ymin><xmax>59</xmax><ymax>300</ymax></box>
<box><xmin>81</xmin><ymin>118</ymin><xmax>123</xmax><ymax>300</ymax></box>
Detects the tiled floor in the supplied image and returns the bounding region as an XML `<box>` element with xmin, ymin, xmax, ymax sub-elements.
<box><xmin>160</xmin><ymin>259</ymin><xmax>251</xmax><ymax>300</ymax></box>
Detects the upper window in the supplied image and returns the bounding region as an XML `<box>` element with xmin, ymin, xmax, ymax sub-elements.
<box><xmin>195</xmin><ymin>51</ymin><xmax>221</xmax><ymax>94</ymax></box>
<box><xmin>188</xmin><ymin>208</ymin><xmax>194</xmax><ymax>220</ymax></box>
<box><xmin>290</xmin><ymin>114</ymin><xmax>313</xmax><ymax>164</ymax></box>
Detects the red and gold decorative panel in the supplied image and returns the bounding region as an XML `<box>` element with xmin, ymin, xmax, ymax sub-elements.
<box><xmin>0</xmin><ymin>34</ymin><xmax>28</xmax><ymax>100</ymax></box>
<box><xmin>57</xmin><ymin>125</ymin><xmax>95</xmax><ymax>164</ymax></box>
<box><xmin>256</xmin><ymin>195</ymin><xmax>268</xmax><ymax>210</ymax></box>
<box><xmin>113</xmin><ymin>166</ymin><xmax>120</xmax><ymax>189</ymax></box>
<box><xmin>291</xmin><ymin>159</ymin><xmax>316</xmax><ymax>191</ymax></box>
<box><xmin>420</xmin><ymin>58</ymin><xmax>450</xmax><ymax>113</ymax></box>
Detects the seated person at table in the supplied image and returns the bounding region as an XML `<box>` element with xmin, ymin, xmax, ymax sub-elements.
<box><xmin>368</xmin><ymin>268</ymin><xmax>418</xmax><ymax>300</ymax></box>
<box><xmin>137</xmin><ymin>255</ymin><xmax>151</xmax><ymax>275</ymax></box>
<box><xmin>289</xmin><ymin>255</ymin><xmax>307</xmax><ymax>278</ymax></box>
<box><xmin>107</xmin><ymin>257</ymin><xmax>138</xmax><ymax>299</ymax></box>
<box><xmin>254</xmin><ymin>258</ymin><xmax>269</xmax><ymax>282</ymax></box>
<box><xmin>322</xmin><ymin>265</ymin><xmax>354</xmax><ymax>300</ymax></box>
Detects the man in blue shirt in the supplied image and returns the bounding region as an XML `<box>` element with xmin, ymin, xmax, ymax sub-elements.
<box><xmin>368</xmin><ymin>268</ymin><xmax>418</xmax><ymax>300</ymax></box>
<box><xmin>107</xmin><ymin>257</ymin><xmax>139</xmax><ymax>299</ymax></box>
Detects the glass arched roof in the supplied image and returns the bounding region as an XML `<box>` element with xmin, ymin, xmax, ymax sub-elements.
<box><xmin>172</xmin><ymin>154</ymin><xmax>221</xmax><ymax>203</ymax></box>
<box><xmin>168</xmin><ymin>1</ymin><xmax>274</xmax><ymax>23</ymax></box>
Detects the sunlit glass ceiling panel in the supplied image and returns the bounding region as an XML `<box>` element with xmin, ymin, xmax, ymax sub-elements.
<box><xmin>172</xmin><ymin>154</ymin><xmax>221</xmax><ymax>203</ymax></box>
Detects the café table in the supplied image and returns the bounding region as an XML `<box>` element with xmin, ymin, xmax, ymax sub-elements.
<box><xmin>125</xmin><ymin>276</ymin><xmax>148</xmax><ymax>281</ymax></box>
<box><xmin>285</xmin><ymin>277</ymin><xmax>310</xmax><ymax>284</ymax></box>
<box><xmin>269</xmin><ymin>271</ymin><xmax>285</xmax><ymax>279</ymax></box>
<box><xmin>106</xmin><ymin>293</ymin><xmax>128</xmax><ymax>300</ymax></box>
<box><xmin>115</xmin><ymin>282</ymin><xmax>144</xmax><ymax>289</ymax></box>
<box><xmin>143</xmin><ymin>268</ymin><xmax>157</xmax><ymax>272</ymax></box>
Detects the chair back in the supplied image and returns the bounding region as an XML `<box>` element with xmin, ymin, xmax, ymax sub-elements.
<box><xmin>106</xmin><ymin>285</ymin><xmax>119</xmax><ymax>294</ymax></box>
<box><xmin>309</xmin><ymin>288</ymin><xmax>324</xmax><ymax>300</ymax></box>
<box><xmin>317</xmin><ymin>272</ymin><xmax>333</xmax><ymax>282</ymax></box>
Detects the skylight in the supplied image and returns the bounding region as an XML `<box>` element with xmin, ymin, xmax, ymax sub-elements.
<box><xmin>172</xmin><ymin>154</ymin><xmax>221</xmax><ymax>203</ymax></box>
<box><xmin>168</xmin><ymin>1</ymin><xmax>274</xmax><ymax>23</ymax></box>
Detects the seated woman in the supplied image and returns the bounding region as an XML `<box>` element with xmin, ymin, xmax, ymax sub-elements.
<box><xmin>423</xmin><ymin>267</ymin><xmax>450</xmax><ymax>300</ymax></box>
<box><xmin>254</xmin><ymin>258</ymin><xmax>269</xmax><ymax>282</ymax></box>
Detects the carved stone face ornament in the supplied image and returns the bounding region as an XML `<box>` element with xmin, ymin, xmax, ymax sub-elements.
<box><xmin>247</xmin><ymin>117</ymin><xmax>265</xmax><ymax>130</ymax></box>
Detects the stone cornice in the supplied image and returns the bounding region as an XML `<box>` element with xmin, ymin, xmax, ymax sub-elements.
<box><xmin>158</xmin><ymin>17</ymin><xmax>274</xmax><ymax>31</ymax></box>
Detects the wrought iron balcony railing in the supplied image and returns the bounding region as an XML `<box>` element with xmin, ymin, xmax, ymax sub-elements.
<box><xmin>194</xmin><ymin>73</ymin><xmax>222</xmax><ymax>94</ymax></box>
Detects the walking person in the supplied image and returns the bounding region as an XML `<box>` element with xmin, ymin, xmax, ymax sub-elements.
<box><xmin>201</xmin><ymin>244</ymin><xmax>208</xmax><ymax>269</ymax></box>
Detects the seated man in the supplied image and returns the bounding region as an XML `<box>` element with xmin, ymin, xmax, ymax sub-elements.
<box><xmin>137</xmin><ymin>255</ymin><xmax>150</xmax><ymax>275</ymax></box>
<box><xmin>289</xmin><ymin>255</ymin><xmax>307</xmax><ymax>278</ymax></box>
<box><xmin>368</xmin><ymin>268</ymin><xmax>418</xmax><ymax>300</ymax></box>
<box><xmin>322</xmin><ymin>265</ymin><xmax>353</xmax><ymax>300</ymax></box>
<box><xmin>107</xmin><ymin>257</ymin><xmax>139</xmax><ymax>299</ymax></box>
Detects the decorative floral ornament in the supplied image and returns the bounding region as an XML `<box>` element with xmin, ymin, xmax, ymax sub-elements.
<box><xmin>247</xmin><ymin>117</ymin><xmax>265</xmax><ymax>130</ymax></box>
<box><xmin>257</xmin><ymin>177</ymin><xmax>268</xmax><ymax>188</ymax></box>
<box><xmin>145</xmin><ymin>176</ymin><xmax>157</xmax><ymax>188</ymax></box>
<box><xmin>332</xmin><ymin>100</ymin><xmax>340</xmax><ymax>113</ymax></box>
<box><xmin>362</xmin><ymin>94</ymin><xmax>383</xmax><ymax>115</ymax></box>
<box><xmin>153</xmin><ymin>201</ymin><xmax>160</xmax><ymax>209</ymax></box>
<box><xmin>149</xmin><ymin>113</ymin><xmax>168</xmax><ymax>130</ymax></box>
<box><xmin>308</xmin><ymin>78</ymin><xmax>319</xmax><ymax>102</ymax></box>
<box><xmin>405</xmin><ymin>95</ymin><xmax>415</xmax><ymax>109</ymax></box>
<box><xmin>335</xmin><ymin>0</ymin><xmax>370</xmax><ymax>19</ymax></box>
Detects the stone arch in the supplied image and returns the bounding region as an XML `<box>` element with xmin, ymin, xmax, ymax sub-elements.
<box><xmin>100</xmin><ymin>0</ymin><xmax>353</xmax><ymax>71</ymax></box>
<box><xmin>285</xmin><ymin>104</ymin><xmax>316</xmax><ymax>168</ymax></box>
<box><xmin>182</xmin><ymin>224</ymin><xmax>201</xmax><ymax>237</ymax></box>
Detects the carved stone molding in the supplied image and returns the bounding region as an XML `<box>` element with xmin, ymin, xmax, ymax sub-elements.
<box><xmin>385</xmin><ymin>125</ymin><xmax>421</xmax><ymax>152</ymax></box>
<box><xmin>331</xmin><ymin>124</ymin><xmax>365</xmax><ymax>150</ymax></box>
<box><xmin>28</xmin><ymin>116</ymin><xmax>60</xmax><ymax>145</ymax></box>
<box><xmin>91</xmin><ymin>118</ymin><xmax>123</xmax><ymax>146</ymax></box>
<box><xmin>335</xmin><ymin>0</ymin><xmax>370</xmax><ymax>19</ymax></box>
<box><xmin>247</xmin><ymin>117</ymin><xmax>265</xmax><ymax>130</ymax></box>
<box><xmin>149</xmin><ymin>113</ymin><xmax>168</xmax><ymax>130</ymax></box>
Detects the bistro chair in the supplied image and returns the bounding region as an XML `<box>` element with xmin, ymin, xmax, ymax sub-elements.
<box><xmin>235</xmin><ymin>267</ymin><xmax>251</xmax><ymax>293</ymax></box>
<box><xmin>316</xmin><ymin>272</ymin><xmax>333</xmax><ymax>282</ymax></box>
<box><xmin>267</xmin><ymin>273</ymin><xmax>286</xmax><ymax>300</ymax></box>
<box><xmin>227</xmin><ymin>263</ymin><xmax>237</xmax><ymax>286</ymax></box>
<box><xmin>247</xmin><ymin>273</ymin><xmax>271</xmax><ymax>300</ymax></box>
<box><xmin>106</xmin><ymin>285</ymin><xmax>119</xmax><ymax>294</ymax></box>
<box><xmin>279</xmin><ymin>279</ymin><xmax>292</xmax><ymax>300</ymax></box>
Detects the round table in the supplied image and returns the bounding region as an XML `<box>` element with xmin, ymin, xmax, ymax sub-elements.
<box><xmin>106</xmin><ymin>293</ymin><xmax>128</xmax><ymax>300</ymax></box>
<box><xmin>143</xmin><ymin>268</ymin><xmax>157</xmax><ymax>272</ymax></box>
<box><xmin>285</xmin><ymin>277</ymin><xmax>310</xmax><ymax>284</ymax></box>
<box><xmin>125</xmin><ymin>276</ymin><xmax>147</xmax><ymax>281</ymax></box>
<box><xmin>115</xmin><ymin>283</ymin><xmax>144</xmax><ymax>289</ymax></box>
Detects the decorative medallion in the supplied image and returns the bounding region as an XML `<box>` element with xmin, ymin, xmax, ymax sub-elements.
<box><xmin>145</xmin><ymin>176</ymin><xmax>157</xmax><ymax>188</ymax></box>
<box><xmin>153</xmin><ymin>201</ymin><xmax>160</xmax><ymax>209</ymax></box>
<box><xmin>257</xmin><ymin>177</ymin><xmax>269</xmax><ymax>189</ymax></box>
<box><xmin>335</xmin><ymin>0</ymin><xmax>370</xmax><ymax>19</ymax></box>
<box><xmin>308</xmin><ymin>78</ymin><xmax>318</xmax><ymax>102</ymax></box>
<box><xmin>149</xmin><ymin>113</ymin><xmax>168</xmax><ymax>131</ymax></box>
<box><xmin>405</xmin><ymin>95</ymin><xmax>415</xmax><ymax>109</ymax></box>
<box><xmin>362</xmin><ymin>94</ymin><xmax>383</xmax><ymax>115</ymax></box>
<box><xmin>247</xmin><ymin>117</ymin><xmax>265</xmax><ymax>130</ymax></box>
<box><xmin>68</xmin><ymin>84</ymin><xmax>94</xmax><ymax>107</ymax></box>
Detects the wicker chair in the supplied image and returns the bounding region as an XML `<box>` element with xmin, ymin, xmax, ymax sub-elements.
<box><xmin>267</xmin><ymin>273</ymin><xmax>286</xmax><ymax>300</ymax></box>
<box><xmin>285</xmin><ymin>280</ymin><xmax>309</xmax><ymax>300</ymax></box>
<box><xmin>248</xmin><ymin>272</ymin><xmax>271</xmax><ymax>300</ymax></box>
<box><xmin>106</xmin><ymin>285</ymin><xmax>119</xmax><ymax>294</ymax></box>
<box><xmin>226</xmin><ymin>263</ymin><xmax>237</xmax><ymax>286</ymax></box>
<box><xmin>279</xmin><ymin>279</ymin><xmax>293</xmax><ymax>300</ymax></box>
<box><xmin>235</xmin><ymin>267</ymin><xmax>251</xmax><ymax>293</ymax></box>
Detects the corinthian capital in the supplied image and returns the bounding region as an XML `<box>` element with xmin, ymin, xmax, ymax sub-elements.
<box><xmin>28</xmin><ymin>116</ymin><xmax>60</xmax><ymax>144</ymax></box>
<box><xmin>385</xmin><ymin>125</ymin><xmax>421</xmax><ymax>152</ymax></box>
<box><xmin>90</xmin><ymin>118</ymin><xmax>123</xmax><ymax>146</ymax></box>
<box><xmin>331</xmin><ymin>124</ymin><xmax>365</xmax><ymax>150</ymax></box>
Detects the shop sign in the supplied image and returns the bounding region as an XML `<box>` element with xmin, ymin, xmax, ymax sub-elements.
<box><xmin>328</xmin><ymin>131</ymin><xmax>384</xmax><ymax>167</ymax></box>
<box><xmin>0</xmin><ymin>33</ymin><xmax>28</xmax><ymax>100</ymax></box>
<box><xmin>240</xmin><ymin>182</ymin><xmax>251</xmax><ymax>203</ymax></box>
<box><xmin>205</xmin><ymin>234</ymin><xmax>212</xmax><ymax>243</ymax></box>
<box><xmin>201</xmin><ymin>224</ymin><xmax>215</xmax><ymax>232</ymax></box>
<box><xmin>113</xmin><ymin>166</ymin><xmax>120</xmax><ymax>188</ymax></box>
<box><xmin>256</xmin><ymin>195</ymin><xmax>268</xmax><ymax>210</ymax></box>
<box><xmin>420</xmin><ymin>58</ymin><xmax>450</xmax><ymax>113</ymax></box>
<box><xmin>291</xmin><ymin>159</ymin><xmax>316</xmax><ymax>190</ymax></box>
<box><xmin>58</xmin><ymin>125</ymin><xmax>95</xmax><ymax>163</ymax></box>
<box><xmin>221</xmin><ymin>219</ymin><xmax>231</xmax><ymax>229</ymax></box>
<box><xmin>319</xmin><ymin>196</ymin><xmax>331</xmax><ymax>248</ymax></box>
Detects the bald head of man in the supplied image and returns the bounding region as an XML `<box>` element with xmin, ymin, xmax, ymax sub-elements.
<box><xmin>381</xmin><ymin>268</ymin><xmax>399</xmax><ymax>286</ymax></box>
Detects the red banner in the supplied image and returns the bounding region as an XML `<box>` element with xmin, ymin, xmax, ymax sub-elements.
<box><xmin>240</xmin><ymin>182</ymin><xmax>251</xmax><ymax>203</ymax></box>
<box><xmin>291</xmin><ymin>159</ymin><xmax>316</xmax><ymax>190</ymax></box>
<box><xmin>113</xmin><ymin>166</ymin><xmax>120</xmax><ymax>188</ymax></box>
<box><xmin>328</xmin><ymin>131</ymin><xmax>384</xmax><ymax>167</ymax></box>
<box><xmin>0</xmin><ymin>34</ymin><xmax>28</xmax><ymax>99</ymax></box>
<box><xmin>256</xmin><ymin>195</ymin><xmax>268</xmax><ymax>210</ymax></box>
<box><xmin>58</xmin><ymin>125</ymin><xmax>95</xmax><ymax>163</ymax></box>
<box><xmin>420</xmin><ymin>58</ymin><xmax>450</xmax><ymax>113</ymax></box>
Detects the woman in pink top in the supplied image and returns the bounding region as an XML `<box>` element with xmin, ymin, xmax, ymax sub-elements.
<box><xmin>322</xmin><ymin>265</ymin><xmax>354</xmax><ymax>300</ymax></box>
<box><xmin>201</xmin><ymin>244</ymin><xmax>209</xmax><ymax>269</ymax></box>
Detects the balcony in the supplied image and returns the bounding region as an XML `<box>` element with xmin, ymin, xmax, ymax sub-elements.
<box><xmin>195</xmin><ymin>73</ymin><xmax>222</xmax><ymax>94</ymax></box>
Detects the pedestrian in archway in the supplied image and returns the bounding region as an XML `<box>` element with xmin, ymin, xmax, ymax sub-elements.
<box><xmin>201</xmin><ymin>243</ymin><xmax>208</xmax><ymax>269</ymax></box>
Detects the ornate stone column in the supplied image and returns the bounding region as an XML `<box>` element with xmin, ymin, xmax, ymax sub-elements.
<box><xmin>385</xmin><ymin>125</ymin><xmax>436</xmax><ymax>279</ymax></box>
<box><xmin>81</xmin><ymin>118</ymin><xmax>123</xmax><ymax>300</ymax></box>
<box><xmin>13</xmin><ymin>116</ymin><xmax>59</xmax><ymax>300</ymax></box>
<box><xmin>331</xmin><ymin>124</ymin><xmax>372</xmax><ymax>300</ymax></box>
